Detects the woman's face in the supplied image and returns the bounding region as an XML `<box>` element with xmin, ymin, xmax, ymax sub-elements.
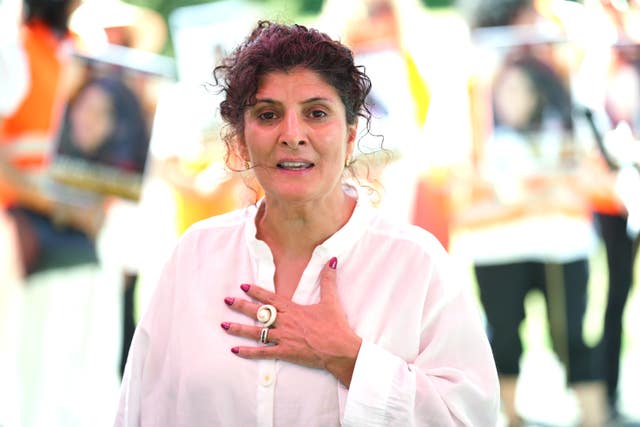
<box><xmin>493</xmin><ymin>66</ymin><xmax>538</xmax><ymax>130</ymax></box>
<box><xmin>69</xmin><ymin>84</ymin><xmax>115</xmax><ymax>153</ymax></box>
<box><xmin>241</xmin><ymin>67</ymin><xmax>357</xmax><ymax>203</ymax></box>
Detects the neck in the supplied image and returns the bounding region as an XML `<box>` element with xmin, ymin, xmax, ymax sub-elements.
<box><xmin>256</xmin><ymin>187</ymin><xmax>356</xmax><ymax>257</ymax></box>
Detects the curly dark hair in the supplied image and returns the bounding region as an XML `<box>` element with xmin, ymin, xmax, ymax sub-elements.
<box><xmin>213</xmin><ymin>20</ymin><xmax>373</xmax><ymax>161</ymax></box>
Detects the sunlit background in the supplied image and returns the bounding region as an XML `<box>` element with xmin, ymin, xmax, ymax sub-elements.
<box><xmin>1</xmin><ymin>0</ymin><xmax>639</xmax><ymax>426</ymax></box>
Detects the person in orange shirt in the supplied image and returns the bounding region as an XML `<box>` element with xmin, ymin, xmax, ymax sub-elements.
<box><xmin>0</xmin><ymin>0</ymin><xmax>105</xmax><ymax>276</ymax></box>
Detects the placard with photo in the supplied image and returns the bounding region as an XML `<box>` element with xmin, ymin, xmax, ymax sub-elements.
<box><xmin>469</xmin><ymin>26</ymin><xmax>582</xmax><ymax>174</ymax></box>
<box><xmin>49</xmin><ymin>44</ymin><xmax>175</xmax><ymax>201</ymax></box>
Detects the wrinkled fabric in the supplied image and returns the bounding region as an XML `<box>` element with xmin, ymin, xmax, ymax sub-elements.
<box><xmin>116</xmin><ymin>189</ymin><xmax>499</xmax><ymax>427</ymax></box>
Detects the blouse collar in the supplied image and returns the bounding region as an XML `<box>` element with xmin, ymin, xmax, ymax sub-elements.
<box><xmin>244</xmin><ymin>183</ymin><xmax>376</xmax><ymax>264</ymax></box>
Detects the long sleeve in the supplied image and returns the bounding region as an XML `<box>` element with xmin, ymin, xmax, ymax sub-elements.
<box><xmin>114</xmin><ymin>327</ymin><xmax>149</xmax><ymax>427</ymax></box>
<box><xmin>341</xmin><ymin>239</ymin><xmax>500</xmax><ymax>426</ymax></box>
<box><xmin>115</xmin><ymin>246</ymin><xmax>179</xmax><ymax>427</ymax></box>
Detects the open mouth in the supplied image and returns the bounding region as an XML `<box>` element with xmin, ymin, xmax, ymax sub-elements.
<box><xmin>276</xmin><ymin>161</ymin><xmax>314</xmax><ymax>170</ymax></box>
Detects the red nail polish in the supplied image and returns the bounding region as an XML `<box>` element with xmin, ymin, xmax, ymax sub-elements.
<box><xmin>221</xmin><ymin>322</ymin><xmax>230</xmax><ymax>330</ymax></box>
<box><xmin>224</xmin><ymin>297</ymin><xmax>235</xmax><ymax>306</ymax></box>
<box><xmin>329</xmin><ymin>257</ymin><xmax>337</xmax><ymax>269</ymax></box>
<box><xmin>240</xmin><ymin>284</ymin><xmax>250</xmax><ymax>292</ymax></box>
<box><xmin>231</xmin><ymin>347</ymin><xmax>239</xmax><ymax>354</ymax></box>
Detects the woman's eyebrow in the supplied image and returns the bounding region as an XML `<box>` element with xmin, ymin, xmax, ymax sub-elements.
<box><xmin>254</xmin><ymin>98</ymin><xmax>277</xmax><ymax>105</ymax></box>
<box><xmin>302</xmin><ymin>97</ymin><xmax>333</xmax><ymax>104</ymax></box>
<box><xmin>254</xmin><ymin>96</ymin><xmax>334</xmax><ymax>105</ymax></box>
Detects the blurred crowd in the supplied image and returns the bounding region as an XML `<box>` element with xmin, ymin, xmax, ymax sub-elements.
<box><xmin>0</xmin><ymin>0</ymin><xmax>639</xmax><ymax>426</ymax></box>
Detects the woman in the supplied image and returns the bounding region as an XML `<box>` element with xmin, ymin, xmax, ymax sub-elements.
<box><xmin>57</xmin><ymin>75</ymin><xmax>150</xmax><ymax>174</ymax></box>
<box><xmin>116</xmin><ymin>20</ymin><xmax>499</xmax><ymax>426</ymax></box>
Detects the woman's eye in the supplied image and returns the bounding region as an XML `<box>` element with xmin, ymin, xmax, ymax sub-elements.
<box><xmin>309</xmin><ymin>109</ymin><xmax>327</xmax><ymax>119</ymax></box>
<box><xmin>258</xmin><ymin>111</ymin><xmax>277</xmax><ymax>121</ymax></box>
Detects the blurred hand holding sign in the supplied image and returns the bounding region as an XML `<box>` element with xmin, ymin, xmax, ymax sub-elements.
<box><xmin>70</xmin><ymin>0</ymin><xmax>168</xmax><ymax>54</ymax></box>
<box><xmin>151</xmin><ymin>0</ymin><xmax>267</xmax><ymax>234</ymax></box>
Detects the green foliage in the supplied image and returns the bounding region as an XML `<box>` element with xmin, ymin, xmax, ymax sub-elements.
<box><xmin>420</xmin><ymin>0</ymin><xmax>455</xmax><ymax>8</ymax></box>
<box><xmin>297</xmin><ymin>0</ymin><xmax>324</xmax><ymax>14</ymax></box>
<box><xmin>124</xmin><ymin>0</ymin><xmax>214</xmax><ymax>22</ymax></box>
<box><xmin>123</xmin><ymin>0</ymin><xmax>323</xmax><ymax>23</ymax></box>
<box><xmin>121</xmin><ymin>0</ymin><xmax>326</xmax><ymax>56</ymax></box>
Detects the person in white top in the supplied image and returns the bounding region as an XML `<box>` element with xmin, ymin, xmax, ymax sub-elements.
<box><xmin>0</xmin><ymin>0</ymin><xmax>28</xmax><ymax>118</ymax></box>
<box><xmin>115</xmin><ymin>20</ymin><xmax>499</xmax><ymax>426</ymax></box>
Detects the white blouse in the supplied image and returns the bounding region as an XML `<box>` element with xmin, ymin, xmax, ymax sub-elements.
<box><xmin>115</xmin><ymin>188</ymin><xmax>499</xmax><ymax>426</ymax></box>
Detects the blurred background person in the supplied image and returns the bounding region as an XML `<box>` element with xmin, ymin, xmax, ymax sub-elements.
<box><xmin>454</xmin><ymin>0</ymin><xmax>610</xmax><ymax>425</ymax></box>
<box><xmin>316</xmin><ymin>0</ymin><xmax>429</xmax><ymax>224</ymax></box>
<box><xmin>573</xmin><ymin>0</ymin><xmax>640</xmax><ymax>420</ymax></box>
<box><xmin>152</xmin><ymin>84</ymin><xmax>252</xmax><ymax>236</ymax></box>
<box><xmin>0</xmin><ymin>0</ymin><xmax>29</xmax><ymax>422</ymax></box>
<box><xmin>67</xmin><ymin>0</ymin><xmax>175</xmax><ymax>380</ymax></box>
<box><xmin>134</xmin><ymin>1</ymin><xmax>266</xmax><ymax>327</ymax></box>
<box><xmin>315</xmin><ymin>0</ymin><xmax>475</xmax><ymax>252</ymax></box>
<box><xmin>0</xmin><ymin>0</ymin><xmax>118</xmax><ymax>425</ymax></box>
<box><xmin>0</xmin><ymin>0</ymin><xmax>107</xmax><ymax>278</ymax></box>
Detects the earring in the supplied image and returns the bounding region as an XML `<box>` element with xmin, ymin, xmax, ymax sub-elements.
<box><xmin>344</xmin><ymin>157</ymin><xmax>351</xmax><ymax>168</ymax></box>
<box><xmin>244</xmin><ymin>160</ymin><xmax>251</xmax><ymax>170</ymax></box>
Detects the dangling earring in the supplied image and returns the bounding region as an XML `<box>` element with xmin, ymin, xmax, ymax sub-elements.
<box><xmin>344</xmin><ymin>157</ymin><xmax>351</xmax><ymax>168</ymax></box>
<box><xmin>244</xmin><ymin>160</ymin><xmax>251</xmax><ymax>170</ymax></box>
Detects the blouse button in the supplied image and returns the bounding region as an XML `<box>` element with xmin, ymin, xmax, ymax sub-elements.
<box><xmin>259</xmin><ymin>372</ymin><xmax>274</xmax><ymax>387</ymax></box>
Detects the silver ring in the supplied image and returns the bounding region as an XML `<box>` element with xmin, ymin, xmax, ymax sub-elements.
<box><xmin>259</xmin><ymin>327</ymin><xmax>269</xmax><ymax>344</ymax></box>
<box><xmin>256</xmin><ymin>304</ymin><xmax>277</xmax><ymax>327</ymax></box>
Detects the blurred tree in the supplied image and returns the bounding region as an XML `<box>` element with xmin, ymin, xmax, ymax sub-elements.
<box><xmin>123</xmin><ymin>0</ymin><xmax>324</xmax><ymax>24</ymax></box>
<box><xmin>122</xmin><ymin>0</ymin><xmax>326</xmax><ymax>55</ymax></box>
<box><xmin>123</xmin><ymin>0</ymin><xmax>455</xmax><ymax>26</ymax></box>
<box><xmin>299</xmin><ymin>0</ymin><xmax>324</xmax><ymax>13</ymax></box>
<box><xmin>122</xmin><ymin>0</ymin><xmax>457</xmax><ymax>55</ymax></box>
<box><xmin>124</xmin><ymin>0</ymin><xmax>212</xmax><ymax>23</ymax></box>
<box><xmin>420</xmin><ymin>0</ymin><xmax>455</xmax><ymax>8</ymax></box>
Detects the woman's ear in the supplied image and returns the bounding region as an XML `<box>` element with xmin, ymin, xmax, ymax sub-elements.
<box><xmin>228</xmin><ymin>136</ymin><xmax>250</xmax><ymax>170</ymax></box>
<box><xmin>346</xmin><ymin>123</ymin><xmax>358</xmax><ymax>159</ymax></box>
<box><xmin>236</xmin><ymin>136</ymin><xmax>250</xmax><ymax>162</ymax></box>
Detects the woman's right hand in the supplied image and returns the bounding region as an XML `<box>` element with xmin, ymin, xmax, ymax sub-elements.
<box><xmin>221</xmin><ymin>257</ymin><xmax>363</xmax><ymax>388</ymax></box>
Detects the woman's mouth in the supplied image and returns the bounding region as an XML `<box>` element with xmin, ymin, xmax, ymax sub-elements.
<box><xmin>276</xmin><ymin>161</ymin><xmax>314</xmax><ymax>170</ymax></box>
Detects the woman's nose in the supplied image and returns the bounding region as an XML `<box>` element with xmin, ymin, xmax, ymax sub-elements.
<box><xmin>280</xmin><ymin>111</ymin><xmax>306</xmax><ymax>149</ymax></box>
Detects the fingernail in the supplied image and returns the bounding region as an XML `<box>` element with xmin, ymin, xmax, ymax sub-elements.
<box><xmin>240</xmin><ymin>284</ymin><xmax>250</xmax><ymax>292</ymax></box>
<box><xmin>220</xmin><ymin>322</ymin><xmax>230</xmax><ymax>330</ymax></box>
<box><xmin>231</xmin><ymin>347</ymin><xmax>239</xmax><ymax>354</ymax></box>
<box><xmin>329</xmin><ymin>257</ymin><xmax>337</xmax><ymax>269</ymax></box>
<box><xmin>224</xmin><ymin>297</ymin><xmax>235</xmax><ymax>306</ymax></box>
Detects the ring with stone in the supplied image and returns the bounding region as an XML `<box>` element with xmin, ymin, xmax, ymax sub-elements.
<box><xmin>259</xmin><ymin>327</ymin><xmax>270</xmax><ymax>344</ymax></box>
<box><xmin>256</xmin><ymin>304</ymin><xmax>277</xmax><ymax>327</ymax></box>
